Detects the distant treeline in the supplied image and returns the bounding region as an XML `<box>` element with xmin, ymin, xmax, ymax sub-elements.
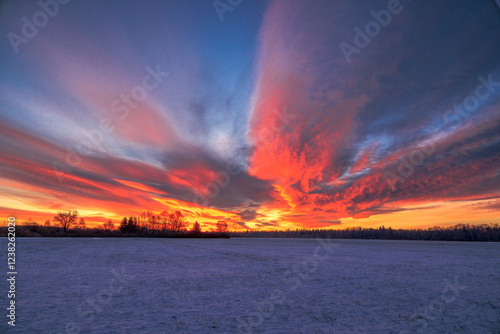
<box><xmin>3</xmin><ymin>209</ymin><xmax>499</xmax><ymax>241</ymax></box>
<box><xmin>231</xmin><ymin>224</ymin><xmax>500</xmax><ymax>242</ymax></box>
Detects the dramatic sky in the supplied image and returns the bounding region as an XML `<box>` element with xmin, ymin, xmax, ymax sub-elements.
<box><xmin>1</xmin><ymin>0</ymin><xmax>499</xmax><ymax>230</ymax></box>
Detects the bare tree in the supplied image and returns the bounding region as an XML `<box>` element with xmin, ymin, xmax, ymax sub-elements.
<box><xmin>44</xmin><ymin>219</ymin><xmax>51</xmax><ymax>227</ymax></box>
<box><xmin>103</xmin><ymin>220</ymin><xmax>114</xmax><ymax>230</ymax></box>
<box><xmin>140</xmin><ymin>210</ymin><xmax>159</xmax><ymax>230</ymax></box>
<box><xmin>77</xmin><ymin>218</ymin><xmax>86</xmax><ymax>229</ymax></box>
<box><xmin>216</xmin><ymin>221</ymin><xmax>228</xmax><ymax>233</ymax></box>
<box><xmin>150</xmin><ymin>214</ymin><xmax>159</xmax><ymax>230</ymax></box>
<box><xmin>139</xmin><ymin>211</ymin><xmax>148</xmax><ymax>229</ymax></box>
<box><xmin>53</xmin><ymin>210</ymin><xmax>79</xmax><ymax>231</ymax></box>
<box><xmin>159</xmin><ymin>210</ymin><xmax>169</xmax><ymax>230</ymax></box>
<box><xmin>168</xmin><ymin>211</ymin><xmax>188</xmax><ymax>234</ymax></box>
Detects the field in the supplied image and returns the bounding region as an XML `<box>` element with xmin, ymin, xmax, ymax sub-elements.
<box><xmin>0</xmin><ymin>238</ymin><xmax>499</xmax><ymax>333</ymax></box>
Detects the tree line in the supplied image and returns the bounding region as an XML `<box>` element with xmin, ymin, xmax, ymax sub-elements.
<box><xmin>117</xmin><ymin>210</ymin><xmax>228</xmax><ymax>235</ymax></box>
<box><xmin>2</xmin><ymin>210</ymin><xmax>499</xmax><ymax>241</ymax></box>
<box><xmin>231</xmin><ymin>224</ymin><xmax>500</xmax><ymax>242</ymax></box>
<box><xmin>1</xmin><ymin>210</ymin><xmax>229</xmax><ymax>238</ymax></box>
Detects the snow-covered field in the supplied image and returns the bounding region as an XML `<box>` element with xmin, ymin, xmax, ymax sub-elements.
<box><xmin>0</xmin><ymin>238</ymin><xmax>499</xmax><ymax>333</ymax></box>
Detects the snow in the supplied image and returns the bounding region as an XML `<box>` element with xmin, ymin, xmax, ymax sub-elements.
<box><xmin>0</xmin><ymin>238</ymin><xmax>499</xmax><ymax>333</ymax></box>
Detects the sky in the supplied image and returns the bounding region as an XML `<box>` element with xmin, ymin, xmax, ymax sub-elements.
<box><xmin>0</xmin><ymin>0</ymin><xmax>499</xmax><ymax>230</ymax></box>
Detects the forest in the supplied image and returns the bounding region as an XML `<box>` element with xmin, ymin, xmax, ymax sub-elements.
<box><xmin>232</xmin><ymin>224</ymin><xmax>500</xmax><ymax>242</ymax></box>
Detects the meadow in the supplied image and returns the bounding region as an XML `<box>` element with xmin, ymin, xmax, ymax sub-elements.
<box><xmin>0</xmin><ymin>238</ymin><xmax>498</xmax><ymax>333</ymax></box>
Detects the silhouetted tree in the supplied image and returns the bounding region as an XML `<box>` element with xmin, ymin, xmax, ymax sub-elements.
<box><xmin>118</xmin><ymin>216</ymin><xmax>138</xmax><ymax>233</ymax></box>
<box><xmin>119</xmin><ymin>217</ymin><xmax>128</xmax><ymax>232</ymax></box>
<box><xmin>159</xmin><ymin>210</ymin><xmax>169</xmax><ymax>230</ymax></box>
<box><xmin>216</xmin><ymin>221</ymin><xmax>228</xmax><ymax>233</ymax></box>
<box><xmin>77</xmin><ymin>218</ymin><xmax>86</xmax><ymax>229</ymax></box>
<box><xmin>103</xmin><ymin>220</ymin><xmax>114</xmax><ymax>230</ymax></box>
<box><xmin>128</xmin><ymin>216</ymin><xmax>138</xmax><ymax>233</ymax></box>
<box><xmin>192</xmin><ymin>221</ymin><xmax>202</xmax><ymax>233</ymax></box>
<box><xmin>140</xmin><ymin>210</ymin><xmax>160</xmax><ymax>230</ymax></box>
<box><xmin>139</xmin><ymin>211</ymin><xmax>148</xmax><ymax>229</ymax></box>
<box><xmin>44</xmin><ymin>219</ymin><xmax>51</xmax><ymax>227</ymax></box>
<box><xmin>168</xmin><ymin>211</ymin><xmax>187</xmax><ymax>234</ymax></box>
<box><xmin>53</xmin><ymin>210</ymin><xmax>79</xmax><ymax>231</ymax></box>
